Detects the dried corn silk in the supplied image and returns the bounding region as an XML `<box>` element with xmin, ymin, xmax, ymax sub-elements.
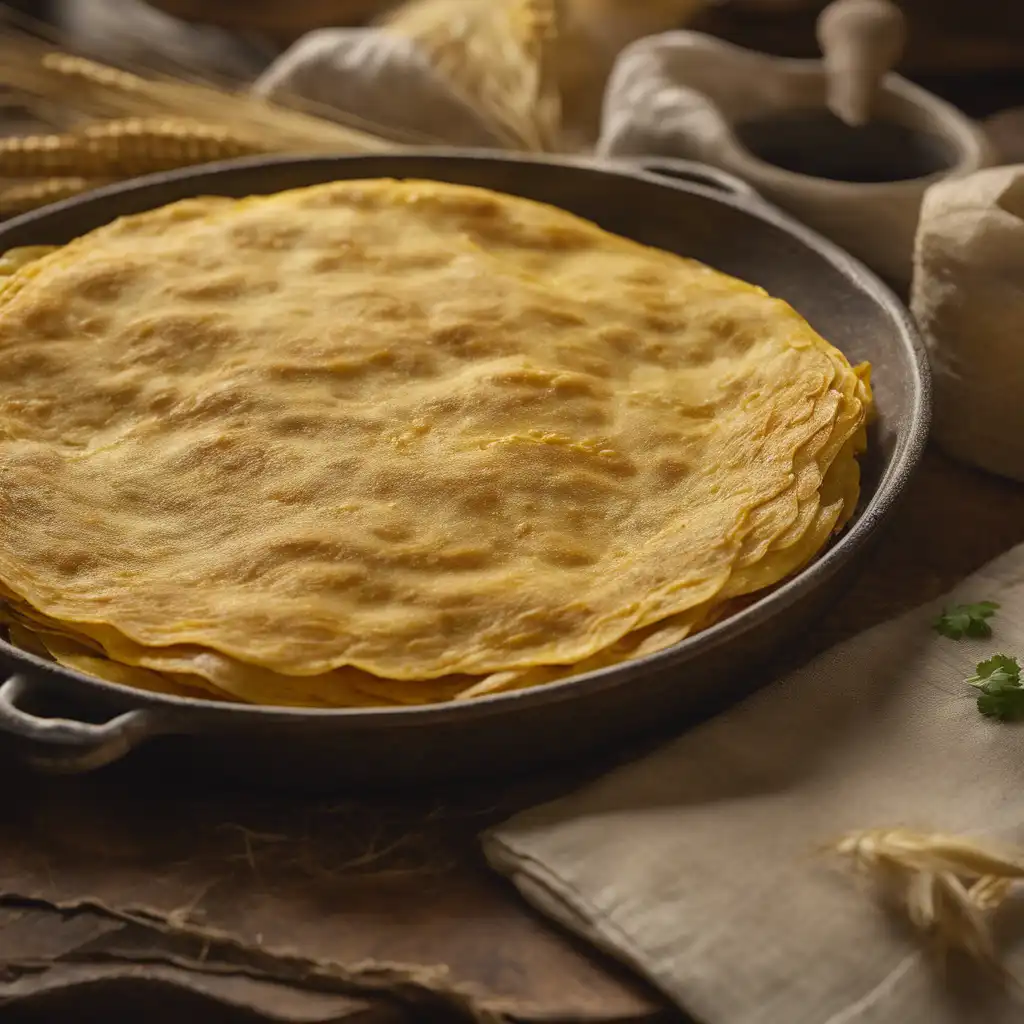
<box><xmin>0</xmin><ymin>179</ymin><xmax>869</xmax><ymax>705</ymax></box>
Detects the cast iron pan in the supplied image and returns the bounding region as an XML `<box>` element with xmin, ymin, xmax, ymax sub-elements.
<box><xmin>0</xmin><ymin>151</ymin><xmax>930</xmax><ymax>788</ymax></box>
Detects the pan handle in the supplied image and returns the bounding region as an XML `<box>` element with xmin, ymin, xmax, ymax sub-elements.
<box><xmin>622</xmin><ymin>157</ymin><xmax>759</xmax><ymax>201</ymax></box>
<box><xmin>0</xmin><ymin>673</ymin><xmax>170</xmax><ymax>774</ymax></box>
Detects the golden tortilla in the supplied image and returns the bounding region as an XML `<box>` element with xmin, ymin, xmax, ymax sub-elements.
<box><xmin>0</xmin><ymin>178</ymin><xmax>870</xmax><ymax>699</ymax></box>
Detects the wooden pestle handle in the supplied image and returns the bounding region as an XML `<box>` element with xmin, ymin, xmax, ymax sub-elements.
<box><xmin>817</xmin><ymin>0</ymin><xmax>907</xmax><ymax>127</ymax></box>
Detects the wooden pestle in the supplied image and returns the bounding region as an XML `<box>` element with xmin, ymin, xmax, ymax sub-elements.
<box><xmin>817</xmin><ymin>0</ymin><xmax>907</xmax><ymax>127</ymax></box>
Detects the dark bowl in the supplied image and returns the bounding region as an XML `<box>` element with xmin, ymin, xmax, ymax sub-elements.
<box><xmin>0</xmin><ymin>151</ymin><xmax>930</xmax><ymax>789</ymax></box>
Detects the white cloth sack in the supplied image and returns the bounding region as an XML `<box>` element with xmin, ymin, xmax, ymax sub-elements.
<box><xmin>912</xmin><ymin>166</ymin><xmax>1024</xmax><ymax>483</ymax></box>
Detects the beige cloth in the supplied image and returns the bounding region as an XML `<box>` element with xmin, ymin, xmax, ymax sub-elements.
<box><xmin>484</xmin><ymin>545</ymin><xmax>1024</xmax><ymax>1024</ymax></box>
<box><xmin>912</xmin><ymin>166</ymin><xmax>1024</xmax><ymax>484</ymax></box>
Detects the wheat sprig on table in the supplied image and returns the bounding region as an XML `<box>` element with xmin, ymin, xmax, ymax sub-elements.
<box><xmin>833</xmin><ymin>827</ymin><xmax>1024</xmax><ymax>975</ymax></box>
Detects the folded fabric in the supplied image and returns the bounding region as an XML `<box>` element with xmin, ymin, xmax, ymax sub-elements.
<box><xmin>484</xmin><ymin>545</ymin><xmax>1024</xmax><ymax>1024</ymax></box>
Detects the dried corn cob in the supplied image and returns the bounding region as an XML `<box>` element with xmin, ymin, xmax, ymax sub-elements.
<box><xmin>0</xmin><ymin>177</ymin><xmax>109</xmax><ymax>218</ymax></box>
<box><xmin>0</xmin><ymin>118</ymin><xmax>271</xmax><ymax>179</ymax></box>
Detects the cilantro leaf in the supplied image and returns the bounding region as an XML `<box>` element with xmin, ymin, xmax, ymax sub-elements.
<box><xmin>934</xmin><ymin>601</ymin><xmax>1000</xmax><ymax>639</ymax></box>
<box><xmin>977</xmin><ymin>689</ymin><xmax>1024</xmax><ymax>721</ymax></box>
<box><xmin>965</xmin><ymin>654</ymin><xmax>1024</xmax><ymax>721</ymax></box>
<box><xmin>966</xmin><ymin>654</ymin><xmax>1020</xmax><ymax>689</ymax></box>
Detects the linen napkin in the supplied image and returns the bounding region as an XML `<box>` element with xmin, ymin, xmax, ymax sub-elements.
<box><xmin>483</xmin><ymin>544</ymin><xmax>1024</xmax><ymax>1024</ymax></box>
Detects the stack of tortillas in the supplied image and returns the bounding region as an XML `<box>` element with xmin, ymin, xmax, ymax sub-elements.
<box><xmin>0</xmin><ymin>178</ymin><xmax>871</xmax><ymax>708</ymax></box>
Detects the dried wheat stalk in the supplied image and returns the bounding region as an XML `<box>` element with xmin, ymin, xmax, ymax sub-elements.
<box><xmin>0</xmin><ymin>117</ymin><xmax>271</xmax><ymax>179</ymax></box>
<box><xmin>0</xmin><ymin>6</ymin><xmax>586</xmax><ymax>217</ymax></box>
<box><xmin>0</xmin><ymin>177</ymin><xmax>110</xmax><ymax>218</ymax></box>
<box><xmin>36</xmin><ymin>52</ymin><xmax>402</xmax><ymax>151</ymax></box>
<box><xmin>833</xmin><ymin>827</ymin><xmax>1024</xmax><ymax>973</ymax></box>
<box><xmin>0</xmin><ymin>38</ymin><xmax>404</xmax><ymax>156</ymax></box>
<box><xmin>0</xmin><ymin>29</ymin><xmax>412</xmax><ymax>218</ymax></box>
